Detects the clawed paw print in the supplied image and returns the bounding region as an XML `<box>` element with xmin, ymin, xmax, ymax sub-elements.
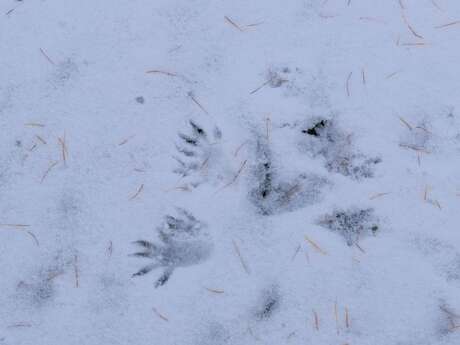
<box><xmin>131</xmin><ymin>209</ymin><xmax>212</xmax><ymax>287</ymax></box>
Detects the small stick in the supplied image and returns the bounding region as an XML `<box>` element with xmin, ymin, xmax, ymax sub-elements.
<box><xmin>398</xmin><ymin>116</ymin><xmax>413</xmax><ymax>130</ymax></box>
<box><xmin>40</xmin><ymin>48</ymin><xmax>56</xmax><ymax>65</ymax></box>
<box><xmin>205</xmin><ymin>287</ymin><xmax>225</xmax><ymax>294</ymax></box>
<box><xmin>152</xmin><ymin>307</ymin><xmax>169</xmax><ymax>322</ymax></box>
<box><xmin>250</xmin><ymin>79</ymin><xmax>271</xmax><ymax>95</ymax></box>
<box><xmin>313</xmin><ymin>310</ymin><xmax>320</xmax><ymax>330</ymax></box>
<box><xmin>224</xmin><ymin>16</ymin><xmax>244</xmax><ymax>31</ymax></box>
<box><xmin>145</xmin><ymin>70</ymin><xmax>177</xmax><ymax>77</ymax></box>
<box><xmin>232</xmin><ymin>239</ymin><xmax>250</xmax><ymax>274</ymax></box>
<box><xmin>74</xmin><ymin>255</ymin><xmax>79</xmax><ymax>288</ymax></box>
<box><xmin>435</xmin><ymin>21</ymin><xmax>460</xmax><ymax>29</ymax></box>
<box><xmin>305</xmin><ymin>235</ymin><xmax>327</xmax><ymax>255</ymax></box>
<box><xmin>129</xmin><ymin>184</ymin><xmax>144</xmax><ymax>200</ymax></box>
<box><xmin>346</xmin><ymin>72</ymin><xmax>353</xmax><ymax>97</ymax></box>
<box><xmin>41</xmin><ymin>161</ymin><xmax>59</xmax><ymax>183</ymax></box>
<box><xmin>188</xmin><ymin>92</ymin><xmax>209</xmax><ymax>115</ymax></box>
<box><xmin>221</xmin><ymin>160</ymin><xmax>247</xmax><ymax>189</ymax></box>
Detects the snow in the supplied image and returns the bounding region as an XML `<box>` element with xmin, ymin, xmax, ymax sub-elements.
<box><xmin>1</xmin><ymin>0</ymin><xmax>460</xmax><ymax>344</ymax></box>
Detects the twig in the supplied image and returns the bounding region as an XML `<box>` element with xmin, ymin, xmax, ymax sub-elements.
<box><xmin>305</xmin><ymin>235</ymin><xmax>327</xmax><ymax>255</ymax></box>
<box><xmin>224</xmin><ymin>16</ymin><xmax>244</xmax><ymax>31</ymax></box>
<box><xmin>152</xmin><ymin>307</ymin><xmax>169</xmax><ymax>322</ymax></box>
<box><xmin>232</xmin><ymin>239</ymin><xmax>250</xmax><ymax>274</ymax></box>
<box><xmin>39</xmin><ymin>48</ymin><xmax>56</xmax><ymax>65</ymax></box>
<box><xmin>129</xmin><ymin>184</ymin><xmax>144</xmax><ymax>200</ymax></box>
<box><xmin>41</xmin><ymin>161</ymin><xmax>59</xmax><ymax>183</ymax></box>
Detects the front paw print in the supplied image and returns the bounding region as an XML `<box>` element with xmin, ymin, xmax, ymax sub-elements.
<box><xmin>131</xmin><ymin>209</ymin><xmax>212</xmax><ymax>288</ymax></box>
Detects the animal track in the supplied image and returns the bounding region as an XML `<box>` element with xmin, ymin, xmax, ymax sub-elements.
<box><xmin>131</xmin><ymin>209</ymin><xmax>212</xmax><ymax>287</ymax></box>
<box><xmin>318</xmin><ymin>208</ymin><xmax>379</xmax><ymax>246</ymax></box>
<box><xmin>301</xmin><ymin>118</ymin><xmax>381</xmax><ymax>180</ymax></box>
<box><xmin>249</xmin><ymin>136</ymin><xmax>328</xmax><ymax>215</ymax></box>
<box><xmin>173</xmin><ymin>120</ymin><xmax>223</xmax><ymax>189</ymax></box>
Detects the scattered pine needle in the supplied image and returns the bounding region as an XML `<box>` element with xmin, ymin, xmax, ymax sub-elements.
<box><xmin>205</xmin><ymin>287</ymin><xmax>225</xmax><ymax>294</ymax></box>
<box><xmin>107</xmin><ymin>240</ymin><xmax>113</xmax><ymax>257</ymax></box>
<box><xmin>129</xmin><ymin>184</ymin><xmax>144</xmax><ymax>200</ymax></box>
<box><xmin>398</xmin><ymin>116</ymin><xmax>413</xmax><ymax>130</ymax></box>
<box><xmin>401</xmin><ymin>42</ymin><xmax>426</xmax><ymax>46</ymax></box>
<box><xmin>334</xmin><ymin>301</ymin><xmax>340</xmax><ymax>334</ymax></box>
<box><xmin>313</xmin><ymin>309</ymin><xmax>320</xmax><ymax>330</ymax></box>
<box><xmin>386</xmin><ymin>71</ymin><xmax>401</xmax><ymax>79</ymax></box>
<box><xmin>246</xmin><ymin>21</ymin><xmax>264</xmax><ymax>27</ymax></box>
<box><xmin>25</xmin><ymin>123</ymin><xmax>45</xmax><ymax>128</ymax></box>
<box><xmin>355</xmin><ymin>242</ymin><xmax>366</xmax><ymax>253</ymax></box>
<box><xmin>188</xmin><ymin>92</ymin><xmax>209</xmax><ymax>115</ymax></box>
<box><xmin>232</xmin><ymin>239</ymin><xmax>250</xmax><ymax>274</ymax></box>
<box><xmin>305</xmin><ymin>235</ymin><xmax>327</xmax><ymax>255</ymax></box>
<box><xmin>118</xmin><ymin>135</ymin><xmax>135</xmax><ymax>146</ymax></box>
<box><xmin>431</xmin><ymin>0</ymin><xmax>443</xmax><ymax>12</ymax></box>
<box><xmin>401</xmin><ymin>12</ymin><xmax>424</xmax><ymax>39</ymax></box>
<box><xmin>41</xmin><ymin>161</ymin><xmax>59</xmax><ymax>183</ymax></box>
<box><xmin>153</xmin><ymin>307</ymin><xmax>169</xmax><ymax>322</ymax></box>
<box><xmin>346</xmin><ymin>72</ymin><xmax>353</xmax><ymax>97</ymax></box>
<box><xmin>250</xmin><ymin>79</ymin><xmax>271</xmax><ymax>95</ymax></box>
<box><xmin>74</xmin><ymin>255</ymin><xmax>79</xmax><ymax>288</ymax></box>
<box><xmin>221</xmin><ymin>160</ymin><xmax>247</xmax><ymax>189</ymax></box>
<box><xmin>39</xmin><ymin>48</ymin><xmax>56</xmax><ymax>65</ymax></box>
<box><xmin>0</xmin><ymin>223</ymin><xmax>30</xmax><ymax>228</ymax></box>
<box><xmin>398</xmin><ymin>0</ymin><xmax>405</xmax><ymax>9</ymax></box>
<box><xmin>36</xmin><ymin>135</ymin><xmax>47</xmax><ymax>145</ymax></box>
<box><xmin>234</xmin><ymin>140</ymin><xmax>248</xmax><ymax>157</ymax></box>
<box><xmin>58</xmin><ymin>135</ymin><xmax>68</xmax><ymax>164</ymax></box>
<box><xmin>399</xmin><ymin>143</ymin><xmax>430</xmax><ymax>153</ymax></box>
<box><xmin>345</xmin><ymin>307</ymin><xmax>350</xmax><ymax>328</ymax></box>
<box><xmin>435</xmin><ymin>21</ymin><xmax>460</xmax><ymax>29</ymax></box>
<box><xmin>291</xmin><ymin>244</ymin><xmax>301</xmax><ymax>261</ymax></box>
<box><xmin>423</xmin><ymin>185</ymin><xmax>429</xmax><ymax>201</ymax></box>
<box><xmin>145</xmin><ymin>70</ymin><xmax>177</xmax><ymax>77</ymax></box>
<box><xmin>224</xmin><ymin>16</ymin><xmax>244</xmax><ymax>32</ymax></box>
<box><xmin>369</xmin><ymin>192</ymin><xmax>390</xmax><ymax>200</ymax></box>
<box><xmin>8</xmin><ymin>322</ymin><xmax>32</xmax><ymax>328</ymax></box>
<box><xmin>361</xmin><ymin>68</ymin><xmax>366</xmax><ymax>85</ymax></box>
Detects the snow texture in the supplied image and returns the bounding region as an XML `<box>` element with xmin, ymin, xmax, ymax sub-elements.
<box><xmin>1</xmin><ymin>0</ymin><xmax>460</xmax><ymax>344</ymax></box>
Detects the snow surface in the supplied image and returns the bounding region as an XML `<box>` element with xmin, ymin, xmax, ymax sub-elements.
<box><xmin>1</xmin><ymin>0</ymin><xmax>460</xmax><ymax>344</ymax></box>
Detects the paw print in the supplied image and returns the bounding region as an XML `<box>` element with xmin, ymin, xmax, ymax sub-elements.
<box><xmin>173</xmin><ymin>120</ymin><xmax>223</xmax><ymax>189</ymax></box>
<box><xmin>131</xmin><ymin>209</ymin><xmax>212</xmax><ymax>287</ymax></box>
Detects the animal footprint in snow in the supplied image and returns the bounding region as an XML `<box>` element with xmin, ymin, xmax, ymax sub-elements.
<box><xmin>131</xmin><ymin>209</ymin><xmax>212</xmax><ymax>287</ymax></box>
<box><xmin>173</xmin><ymin>120</ymin><xmax>223</xmax><ymax>189</ymax></box>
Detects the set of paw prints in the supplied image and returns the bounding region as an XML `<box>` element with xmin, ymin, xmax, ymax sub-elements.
<box><xmin>130</xmin><ymin>117</ymin><xmax>381</xmax><ymax>286</ymax></box>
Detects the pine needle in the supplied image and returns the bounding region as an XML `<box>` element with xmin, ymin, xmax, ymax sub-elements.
<box><xmin>305</xmin><ymin>235</ymin><xmax>327</xmax><ymax>255</ymax></box>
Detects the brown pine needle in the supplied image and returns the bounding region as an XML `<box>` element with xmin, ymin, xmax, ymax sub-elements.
<box><xmin>188</xmin><ymin>92</ymin><xmax>209</xmax><ymax>115</ymax></box>
<box><xmin>305</xmin><ymin>235</ymin><xmax>327</xmax><ymax>255</ymax></box>
<box><xmin>224</xmin><ymin>16</ymin><xmax>244</xmax><ymax>31</ymax></box>
<box><xmin>152</xmin><ymin>307</ymin><xmax>169</xmax><ymax>322</ymax></box>
<box><xmin>40</xmin><ymin>48</ymin><xmax>56</xmax><ymax>65</ymax></box>
<box><xmin>205</xmin><ymin>287</ymin><xmax>225</xmax><ymax>294</ymax></box>
<box><xmin>145</xmin><ymin>70</ymin><xmax>177</xmax><ymax>77</ymax></box>
<box><xmin>401</xmin><ymin>12</ymin><xmax>424</xmax><ymax>39</ymax></box>
<box><xmin>25</xmin><ymin>123</ymin><xmax>45</xmax><ymax>127</ymax></box>
<box><xmin>398</xmin><ymin>116</ymin><xmax>413</xmax><ymax>130</ymax></box>
<box><xmin>58</xmin><ymin>136</ymin><xmax>68</xmax><ymax>164</ymax></box>
<box><xmin>334</xmin><ymin>301</ymin><xmax>340</xmax><ymax>334</ymax></box>
<box><xmin>232</xmin><ymin>239</ymin><xmax>250</xmax><ymax>274</ymax></box>
<box><xmin>0</xmin><ymin>226</ymin><xmax>39</xmax><ymax>246</ymax></box>
<box><xmin>36</xmin><ymin>135</ymin><xmax>47</xmax><ymax>145</ymax></box>
<box><xmin>0</xmin><ymin>223</ymin><xmax>30</xmax><ymax>228</ymax></box>
<box><xmin>345</xmin><ymin>307</ymin><xmax>350</xmax><ymax>328</ymax></box>
<box><xmin>118</xmin><ymin>135</ymin><xmax>135</xmax><ymax>146</ymax></box>
<box><xmin>369</xmin><ymin>192</ymin><xmax>390</xmax><ymax>200</ymax></box>
<box><xmin>129</xmin><ymin>184</ymin><xmax>144</xmax><ymax>200</ymax></box>
<box><xmin>74</xmin><ymin>255</ymin><xmax>79</xmax><ymax>288</ymax></box>
<box><xmin>435</xmin><ymin>21</ymin><xmax>460</xmax><ymax>29</ymax></box>
<box><xmin>221</xmin><ymin>160</ymin><xmax>247</xmax><ymax>189</ymax></box>
<box><xmin>250</xmin><ymin>79</ymin><xmax>271</xmax><ymax>95</ymax></box>
<box><xmin>346</xmin><ymin>72</ymin><xmax>353</xmax><ymax>97</ymax></box>
<box><xmin>41</xmin><ymin>161</ymin><xmax>59</xmax><ymax>183</ymax></box>
<box><xmin>313</xmin><ymin>310</ymin><xmax>320</xmax><ymax>330</ymax></box>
